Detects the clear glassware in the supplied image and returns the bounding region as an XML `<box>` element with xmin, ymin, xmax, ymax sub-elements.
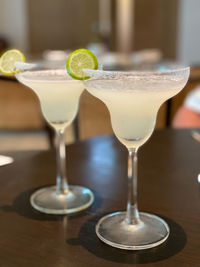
<box><xmin>16</xmin><ymin>69</ymin><xmax>94</xmax><ymax>214</ymax></box>
<box><xmin>83</xmin><ymin>66</ymin><xmax>190</xmax><ymax>250</ymax></box>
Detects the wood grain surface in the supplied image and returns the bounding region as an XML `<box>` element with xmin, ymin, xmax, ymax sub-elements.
<box><xmin>0</xmin><ymin>129</ymin><xmax>199</xmax><ymax>266</ymax></box>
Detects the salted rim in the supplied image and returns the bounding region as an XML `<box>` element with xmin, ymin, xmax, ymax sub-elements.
<box><xmin>83</xmin><ymin>66</ymin><xmax>190</xmax><ymax>80</ymax></box>
<box><xmin>15</xmin><ymin>69</ymin><xmax>81</xmax><ymax>83</ymax></box>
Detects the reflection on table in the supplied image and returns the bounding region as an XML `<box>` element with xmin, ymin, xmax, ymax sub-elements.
<box><xmin>0</xmin><ymin>129</ymin><xmax>199</xmax><ymax>266</ymax></box>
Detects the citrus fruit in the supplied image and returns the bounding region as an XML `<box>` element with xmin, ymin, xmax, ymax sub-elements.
<box><xmin>0</xmin><ymin>49</ymin><xmax>25</xmax><ymax>75</ymax></box>
<box><xmin>66</xmin><ymin>48</ymin><xmax>98</xmax><ymax>80</ymax></box>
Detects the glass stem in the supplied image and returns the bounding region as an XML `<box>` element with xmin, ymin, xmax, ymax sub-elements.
<box><xmin>55</xmin><ymin>129</ymin><xmax>69</xmax><ymax>195</ymax></box>
<box><xmin>125</xmin><ymin>148</ymin><xmax>140</xmax><ymax>225</ymax></box>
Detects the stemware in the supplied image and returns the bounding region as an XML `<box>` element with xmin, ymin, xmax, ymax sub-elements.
<box><xmin>16</xmin><ymin>69</ymin><xmax>94</xmax><ymax>214</ymax></box>
<box><xmin>84</xmin><ymin>66</ymin><xmax>190</xmax><ymax>249</ymax></box>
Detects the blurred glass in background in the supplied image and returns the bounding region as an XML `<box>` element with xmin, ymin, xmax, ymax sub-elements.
<box><xmin>1</xmin><ymin>0</ymin><xmax>200</xmax><ymax>66</ymax></box>
<box><xmin>0</xmin><ymin>1</ymin><xmax>183</xmax><ymax>61</ymax></box>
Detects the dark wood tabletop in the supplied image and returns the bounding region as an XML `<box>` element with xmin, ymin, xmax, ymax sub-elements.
<box><xmin>0</xmin><ymin>129</ymin><xmax>200</xmax><ymax>267</ymax></box>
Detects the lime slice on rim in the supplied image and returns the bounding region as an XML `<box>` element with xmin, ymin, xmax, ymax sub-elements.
<box><xmin>0</xmin><ymin>49</ymin><xmax>25</xmax><ymax>76</ymax></box>
<box><xmin>66</xmin><ymin>48</ymin><xmax>98</xmax><ymax>80</ymax></box>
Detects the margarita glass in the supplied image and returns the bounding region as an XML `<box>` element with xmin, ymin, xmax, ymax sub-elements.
<box><xmin>16</xmin><ymin>69</ymin><xmax>94</xmax><ymax>214</ymax></box>
<box><xmin>83</xmin><ymin>66</ymin><xmax>190</xmax><ymax>250</ymax></box>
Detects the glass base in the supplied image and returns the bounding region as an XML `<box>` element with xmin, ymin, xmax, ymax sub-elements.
<box><xmin>96</xmin><ymin>211</ymin><xmax>169</xmax><ymax>250</ymax></box>
<box><xmin>30</xmin><ymin>185</ymin><xmax>94</xmax><ymax>215</ymax></box>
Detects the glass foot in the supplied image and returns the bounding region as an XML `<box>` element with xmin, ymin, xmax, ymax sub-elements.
<box><xmin>30</xmin><ymin>185</ymin><xmax>94</xmax><ymax>214</ymax></box>
<box><xmin>96</xmin><ymin>211</ymin><xmax>169</xmax><ymax>250</ymax></box>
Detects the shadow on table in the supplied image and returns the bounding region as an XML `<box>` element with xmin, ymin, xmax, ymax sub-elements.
<box><xmin>0</xmin><ymin>186</ymin><xmax>102</xmax><ymax>221</ymax></box>
<box><xmin>66</xmin><ymin>212</ymin><xmax>187</xmax><ymax>264</ymax></box>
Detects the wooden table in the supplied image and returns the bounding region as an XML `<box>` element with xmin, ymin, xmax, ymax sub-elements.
<box><xmin>0</xmin><ymin>129</ymin><xmax>199</xmax><ymax>266</ymax></box>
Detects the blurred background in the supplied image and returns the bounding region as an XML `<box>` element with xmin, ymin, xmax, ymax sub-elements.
<box><xmin>0</xmin><ymin>0</ymin><xmax>200</xmax><ymax>150</ymax></box>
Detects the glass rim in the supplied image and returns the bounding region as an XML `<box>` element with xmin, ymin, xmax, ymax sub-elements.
<box><xmin>15</xmin><ymin>68</ymin><xmax>81</xmax><ymax>83</ymax></box>
<box><xmin>83</xmin><ymin>65</ymin><xmax>190</xmax><ymax>80</ymax></box>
